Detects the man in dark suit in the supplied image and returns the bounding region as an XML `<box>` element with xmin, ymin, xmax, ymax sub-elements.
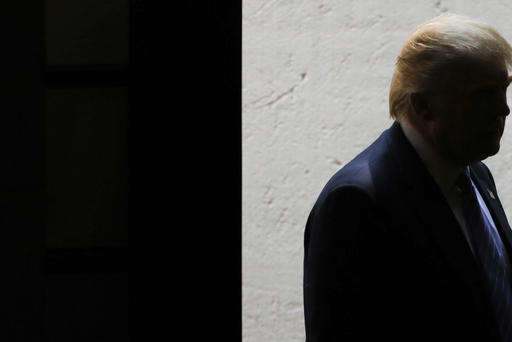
<box><xmin>304</xmin><ymin>14</ymin><xmax>512</xmax><ymax>341</ymax></box>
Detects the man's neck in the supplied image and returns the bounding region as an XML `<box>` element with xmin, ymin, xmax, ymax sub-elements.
<box><xmin>400</xmin><ymin>119</ymin><xmax>463</xmax><ymax>194</ymax></box>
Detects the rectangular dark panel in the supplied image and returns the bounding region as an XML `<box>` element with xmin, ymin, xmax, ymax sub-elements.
<box><xmin>45</xmin><ymin>272</ymin><xmax>130</xmax><ymax>341</ymax></box>
<box><xmin>45</xmin><ymin>0</ymin><xmax>130</xmax><ymax>65</ymax></box>
<box><xmin>45</xmin><ymin>87</ymin><xmax>130</xmax><ymax>249</ymax></box>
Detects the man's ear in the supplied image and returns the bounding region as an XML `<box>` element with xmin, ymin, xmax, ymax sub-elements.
<box><xmin>409</xmin><ymin>92</ymin><xmax>433</xmax><ymax>121</ymax></box>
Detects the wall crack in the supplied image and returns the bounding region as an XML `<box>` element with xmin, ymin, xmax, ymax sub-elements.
<box><xmin>256</xmin><ymin>73</ymin><xmax>307</xmax><ymax>109</ymax></box>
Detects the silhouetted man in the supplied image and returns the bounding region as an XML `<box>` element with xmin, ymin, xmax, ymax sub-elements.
<box><xmin>304</xmin><ymin>14</ymin><xmax>512</xmax><ymax>341</ymax></box>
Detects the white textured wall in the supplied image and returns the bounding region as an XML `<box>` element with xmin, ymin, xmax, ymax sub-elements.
<box><xmin>242</xmin><ymin>1</ymin><xmax>512</xmax><ymax>341</ymax></box>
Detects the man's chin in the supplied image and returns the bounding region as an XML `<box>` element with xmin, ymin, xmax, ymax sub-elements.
<box><xmin>472</xmin><ymin>143</ymin><xmax>501</xmax><ymax>162</ymax></box>
<box><xmin>487</xmin><ymin>138</ymin><xmax>501</xmax><ymax>156</ymax></box>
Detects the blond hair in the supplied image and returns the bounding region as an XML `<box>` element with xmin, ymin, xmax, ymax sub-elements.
<box><xmin>389</xmin><ymin>14</ymin><xmax>512</xmax><ymax>121</ymax></box>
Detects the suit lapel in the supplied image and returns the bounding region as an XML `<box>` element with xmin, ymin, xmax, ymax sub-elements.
<box><xmin>403</xmin><ymin>167</ymin><xmax>481</xmax><ymax>281</ymax></box>
<box><xmin>386</xmin><ymin>122</ymin><xmax>481</xmax><ymax>279</ymax></box>
<box><xmin>469</xmin><ymin>165</ymin><xmax>512</xmax><ymax>257</ymax></box>
<box><xmin>383</xmin><ymin>122</ymin><xmax>500</xmax><ymax>335</ymax></box>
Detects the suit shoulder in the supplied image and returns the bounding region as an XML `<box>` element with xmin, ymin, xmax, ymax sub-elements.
<box><xmin>321</xmin><ymin>160</ymin><xmax>374</xmax><ymax>202</ymax></box>
<box><xmin>311</xmin><ymin>156</ymin><xmax>380</xmax><ymax>223</ymax></box>
<box><xmin>315</xmin><ymin>133</ymin><xmax>392</xmax><ymax>206</ymax></box>
<box><xmin>307</xmin><ymin>126</ymin><xmax>394</xmax><ymax>220</ymax></box>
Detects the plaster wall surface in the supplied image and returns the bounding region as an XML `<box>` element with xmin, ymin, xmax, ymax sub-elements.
<box><xmin>243</xmin><ymin>1</ymin><xmax>512</xmax><ymax>341</ymax></box>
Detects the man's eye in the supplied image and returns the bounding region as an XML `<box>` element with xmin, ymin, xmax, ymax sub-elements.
<box><xmin>475</xmin><ymin>87</ymin><xmax>499</xmax><ymax>96</ymax></box>
<box><xmin>473</xmin><ymin>89</ymin><xmax>491</xmax><ymax>97</ymax></box>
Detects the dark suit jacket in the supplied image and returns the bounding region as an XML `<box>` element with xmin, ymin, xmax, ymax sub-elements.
<box><xmin>303</xmin><ymin>121</ymin><xmax>512</xmax><ymax>341</ymax></box>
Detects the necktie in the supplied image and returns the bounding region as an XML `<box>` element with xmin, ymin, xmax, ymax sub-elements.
<box><xmin>456</xmin><ymin>169</ymin><xmax>512</xmax><ymax>341</ymax></box>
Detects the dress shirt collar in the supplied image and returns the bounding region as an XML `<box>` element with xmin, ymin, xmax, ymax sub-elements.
<box><xmin>400</xmin><ymin>119</ymin><xmax>464</xmax><ymax>196</ymax></box>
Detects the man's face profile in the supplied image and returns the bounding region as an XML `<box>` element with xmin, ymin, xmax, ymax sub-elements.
<box><xmin>428</xmin><ymin>58</ymin><xmax>511</xmax><ymax>166</ymax></box>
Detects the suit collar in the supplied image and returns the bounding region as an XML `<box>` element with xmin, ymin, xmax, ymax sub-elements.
<box><xmin>381</xmin><ymin>121</ymin><xmax>502</xmax><ymax>335</ymax></box>
<box><xmin>385</xmin><ymin>121</ymin><xmax>483</xmax><ymax>282</ymax></box>
<box><xmin>387</xmin><ymin>120</ymin><xmax>512</xmax><ymax>275</ymax></box>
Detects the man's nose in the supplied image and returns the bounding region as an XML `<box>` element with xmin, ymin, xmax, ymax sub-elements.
<box><xmin>500</xmin><ymin>97</ymin><xmax>510</xmax><ymax>116</ymax></box>
<box><xmin>502</xmin><ymin>97</ymin><xmax>510</xmax><ymax>116</ymax></box>
<box><xmin>499</xmin><ymin>91</ymin><xmax>509</xmax><ymax>116</ymax></box>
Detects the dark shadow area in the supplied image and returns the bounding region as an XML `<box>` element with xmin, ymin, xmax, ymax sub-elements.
<box><xmin>2</xmin><ymin>0</ymin><xmax>240</xmax><ymax>340</ymax></box>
